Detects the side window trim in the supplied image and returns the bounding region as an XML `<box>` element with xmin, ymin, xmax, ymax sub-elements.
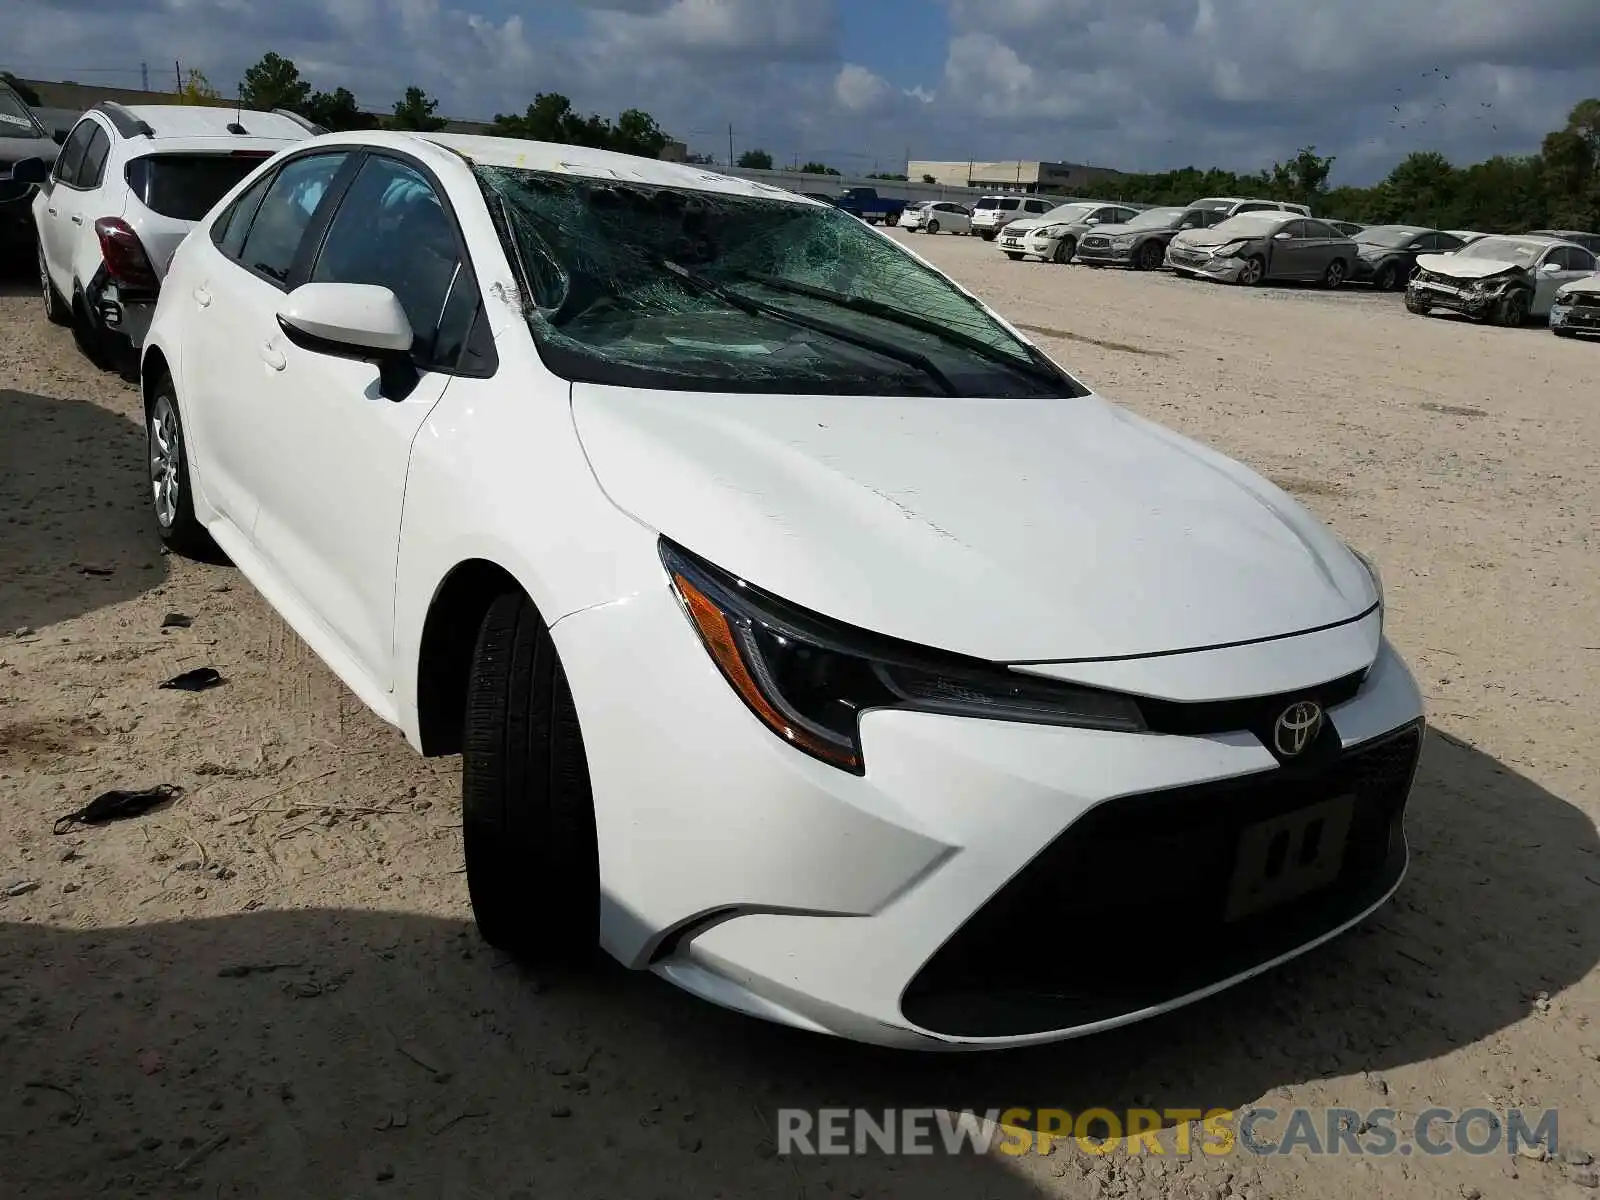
<box><xmin>77</xmin><ymin>124</ymin><xmax>111</xmax><ymax>190</ymax></box>
<box><xmin>52</xmin><ymin>118</ymin><xmax>100</xmax><ymax>188</ymax></box>
<box><xmin>299</xmin><ymin>147</ymin><xmax>498</xmax><ymax>380</ymax></box>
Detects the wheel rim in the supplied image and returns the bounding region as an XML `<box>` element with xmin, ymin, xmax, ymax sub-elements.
<box><xmin>927</xmin><ymin>221</ymin><xmax>938</xmax><ymax>233</ymax></box>
<box><xmin>1377</xmin><ymin>266</ymin><xmax>1394</xmax><ymax>290</ymax></box>
<box><xmin>1242</xmin><ymin>259</ymin><xmax>1263</xmax><ymax>285</ymax></box>
<box><xmin>1142</xmin><ymin>243</ymin><xmax>1161</xmax><ymax>268</ymax></box>
<box><xmin>1328</xmin><ymin>261</ymin><xmax>1344</xmax><ymax>286</ymax></box>
<box><xmin>150</xmin><ymin>395</ymin><xmax>180</xmax><ymax>529</ymax></box>
<box><xmin>38</xmin><ymin>244</ymin><xmax>51</xmax><ymax>308</ymax></box>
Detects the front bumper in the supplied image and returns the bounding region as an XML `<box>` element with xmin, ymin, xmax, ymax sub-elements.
<box><xmin>1166</xmin><ymin>245</ymin><xmax>1248</xmax><ymax>281</ymax></box>
<box><xmin>998</xmin><ymin>231</ymin><xmax>1060</xmax><ymax>258</ymax></box>
<box><xmin>1550</xmin><ymin>297</ymin><xmax>1600</xmax><ymax>333</ymax></box>
<box><xmin>1406</xmin><ymin>277</ymin><xmax>1496</xmax><ymax>317</ymax></box>
<box><xmin>554</xmin><ymin>580</ymin><xmax>1426</xmax><ymax>1049</ymax></box>
<box><xmin>1075</xmin><ymin>238</ymin><xmax>1136</xmax><ymax>265</ymax></box>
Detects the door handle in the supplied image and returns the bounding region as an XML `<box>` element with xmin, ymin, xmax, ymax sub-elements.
<box><xmin>192</xmin><ymin>286</ymin><xmax>212</xmax><ymax>308</ymax></box>
<box><xmin>47</xmin><ymin>206</ymin><xmax>58</xmax><ymax>216</ymax></box>
<box><xmin>70</xmin><ymin>214</ymin><xmax>83</xmax><ymax>225</ymax></box>
<box><xmin>259</xmin><ymin>340</ymin><xmax>286</xmax><ymax>371</ymax></box>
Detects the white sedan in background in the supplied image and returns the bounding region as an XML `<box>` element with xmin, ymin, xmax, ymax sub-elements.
<box><xmin>140</xmin><ymin>130</ymin><xmax>1424</xmax><ymax>1050</ymax></box>
<box><xmin>898</xmin><ymin>200</ymin><xmax>972</xmax><ymax>235</ymax></box>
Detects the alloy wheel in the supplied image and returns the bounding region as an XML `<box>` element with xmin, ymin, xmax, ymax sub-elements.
<box><xmin>1240</xmin><ymin>258</ymin><xmax>1264</xmax><ymax>286</ymax></box>
<box><xmin>150</xmin><ymin>394</ymin><xmax>181</xmax><ymax>530</ymax></box>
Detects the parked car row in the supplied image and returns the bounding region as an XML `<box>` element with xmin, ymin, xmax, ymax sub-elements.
<box><xmin>972</xmin><ymin>200</ymin><xmax>1600</xmax><ymax>341</ymax></box>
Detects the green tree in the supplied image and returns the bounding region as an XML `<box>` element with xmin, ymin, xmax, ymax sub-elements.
<box><xmin>921</xmin><ymin>173</ymin><xmax>937</xmax><ymax>184</ymax></box>
<box><xmin>176</xmin><ymin>68</ymin><xmax>221</xmax><ymax>105</ymax></box>
<box><xmin>612</xmin><ymin>107</ymin><xmax>667</xmax><ymax>158</ymax></box>
<box><xmin>737</xmin><ymin>148</ymin><xmax>773</xmax><ymax>169</ymax></box>
<box><xmin>238</xmin><ymin>51</ymin><xmax>311</xmax><ymax>114</ymax></box>
<box><xmin>391</xmin><ymin>85</ymin><xmax>446</xmax><ymax>131</ymax></box>
<box><xmin>799</xmin><ymin>161</ymin><xmax>840</xmax><ymax>175</ymax></box>
<box><xmin>305</xmin><ymin>87</ymin><xmax>378</xmax><ymax>132</ymax></box>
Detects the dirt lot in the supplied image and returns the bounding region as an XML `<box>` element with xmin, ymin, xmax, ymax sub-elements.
<box><xmin>2</xmin><ymin>234</ymin><xmax>1599</xmax><ymax>1200</ymax></box>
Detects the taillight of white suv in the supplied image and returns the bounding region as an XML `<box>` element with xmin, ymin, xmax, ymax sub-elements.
<box><xmin>94</xmin><ymin>217</ymin><xmax>159</xmax><ymax>290</ymax></box>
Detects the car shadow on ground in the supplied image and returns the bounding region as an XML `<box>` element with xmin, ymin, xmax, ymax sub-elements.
<box><xmin>0</xmin><ymin>389</ymin><xmax>172</xmax><ymax>631</ymax></box>
<box><xmin>2</xmin><ymin>729</ymin><xmax>1593</xmax><ymax>1196</ymax></box>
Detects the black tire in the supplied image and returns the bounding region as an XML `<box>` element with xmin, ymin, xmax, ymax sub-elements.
<box><xmin>1496</xmin><ymin>290</ymin><xmax>1529</xmax><ymax>327</ymax></box>
<box><xmin>1373</xmin><ymin>262</ymin><xmax>1398</xmax><ymax>292</ymax></box>
<box><xmin>1323</xmin><ymin>258</ymin><xmax>1348</xmax><ymax>289</ymax></box>
<box><xmin>71</xmin><ymin>292</ymin><xmax>121</xmax><ymax>371</ymax></box>
<box><xmin>1004</xmin><ymin>251</ymin><xmax>1023</xmax><ymax>261</ymax></box>
<box><xmin>1136</xmin><ymin>240</ymin><xmax>1164</xmax><ymax>271</ymax></box>
<box><xmin>1238</xmin><ymin>255</ymin><xmax>1267</xmax><ymax>286</ymax></box>
<box><xmin>1404</xmin><ymin>293</ymin><xmax>1432</xmax><ymax>315</ymax></box>
<box><xmin>926</xmin><ymin>219</ymin><xmax>940</xmax><ymax>234</ymax></box>
<box><xmin>146</xmin><ymin>376</ymin><xmax>215</xmax><ymax>558</ymax></box>
<box><xmin>1553</xmin><ymin>326</ymin><xmax>1576</xmax><ymax>338</ymax></box>
<box><xmin>39</xmin><ymin>240</ymin><xmax>70</xmax><ymax>326</ymax></box>
<box><xmin>1051</xmin><ymin>236</ymin><xmax>1077</xmax><ymax>264</ymax></box>
<box><xmin>980</xmin><ymin>231</ymin><xmax>996</xmax><ymax>242</ymax></box>
<box><xmin>463</xmin><ymin>591</ymin><xmax>600</xmax><ymax>964</ymax></box>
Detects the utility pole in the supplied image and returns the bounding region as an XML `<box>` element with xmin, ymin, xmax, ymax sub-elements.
<box><xmin>141</xmin><ymin>62</ymin><xmax>149</xmax><ymax>91</ymax></box>
<box><xmin>174</xmin><ymin>60</ymin><xmax>182</xmax><ymax>92</ymax></box>
<box><xmin>728</xmin><ymin>123</ymin><xmax>734</xmax><ymax>169</ymax></box>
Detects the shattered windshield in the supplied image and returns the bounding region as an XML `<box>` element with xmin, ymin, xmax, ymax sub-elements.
<box><xmin>0</xmin><ymin>89</ymin><xmax>45</xmax><ymax>135</ymax></box>
<box><xmin>1453</xmin><ymin>237</ymin><xmax>1543</xmax><ymax>267</ymax></box>
<box><xmin>476</xmin><ymin>166</ymin><xmax>1080</xmax><ymax>398</ymax></box>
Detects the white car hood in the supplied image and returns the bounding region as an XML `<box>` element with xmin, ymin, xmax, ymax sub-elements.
<box><xmin>1416</xmin><ymin>252</ymin><xmax>1525</xmax><ymax>279</ymax></box>
<box><xmin>570</xmin><ymin>384</ymin><xmax>1375</xmax><ymax>662</ymax></box>
<box><xmin>1558</xmin><ymin>273</ymin><xmax>1600</xmax><ymax>296</ymax></box>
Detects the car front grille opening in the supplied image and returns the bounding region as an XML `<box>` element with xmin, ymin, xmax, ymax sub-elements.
<box><xmin>900</xmin><ymin>721</ymin><xmax>1424</xmax><ymax>1038</ymax></box>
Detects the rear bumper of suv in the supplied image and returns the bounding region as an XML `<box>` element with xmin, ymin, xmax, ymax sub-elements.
<box><xmin>86</xmin><ymin>265</ymin><xmax>158</xmax><ymax>348</ymax></box>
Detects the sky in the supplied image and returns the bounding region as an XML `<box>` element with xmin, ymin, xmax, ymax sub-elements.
<box><xmin>7</xmin><ymin>0</ymin><xmax>1600</xmax><ymax>184</ymax></box>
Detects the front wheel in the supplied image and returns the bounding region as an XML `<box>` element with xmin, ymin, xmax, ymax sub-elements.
<box><xmin>1323</xmin><ymin>259</ymin><xmax>1347</xmax><ymax>289</ymax></box>
<box><xmin>980</xmin><ymin>231</ymin><xmax>996</xmax><ymax>241</ymax></box>
<box><xmin>147</xmin><ymin>380</ymin><xmax>215</xmax><ymax>558</ymax></box>
<box><xmin>1238</xmin><ymin>256</ymin><xmax>1266</xmax><ymax>286</ymax></box>
<box><xmin>1051</xmin><ymin>236</ymin><xmax>1077</xmax><ymax>264</ymax></box>
<box><xmin>1004</xmin><ymin>251</ymin><xmax>1023</xmax><ymax>261</ymax></box>
<box><xmin>1404</xmin><ymin>292</ymin><xmax>1432</xmax><ymax>315</ymax></box>
<box><xmin>1495</xmin><ymin>290</ymin><xmax>1529</xmax><ymax>327</ymax></box>
<box><xmin>1136</xmin><ymin>240</ymin><xmax>1164</xmax><ymax>270</ymax></box>
<box><xmin>463</xmin><ymin>592</ymin><xmax>601</xmax><ymax>964</ymax></box>
<box><xmin>1553</xmin><ymin>326</ymin><xmax>1576</xmax><ymax>338</ymax></box>
<box><xmin>1373</xmin><ymin>262</ymin><xmax>1398</xmax><ymax>292</ymax></box>
<box><xmin>926</xmin><ymin>219</ymin><xmax>940</xmax><ymax>234</ymax></box>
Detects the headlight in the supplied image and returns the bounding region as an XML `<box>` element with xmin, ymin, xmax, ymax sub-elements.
<box><xmin>1109</xmin><ymin>235</ymin><xmax>1135</xmax><ymax>248</ymax></box>
<box><xmin>1213</xmin><ymin>241</ymin><xmax>1250</xmax><ymax>258</ymax></box>
<box><xmin>1552</xmin><ymin>291</ymin><xmax>1574</xmax><ymax>307</ymax></box>
<box><xmin>1035</xmin><ymin>224</ymin><xmax>1066</xmax><ymax>238</ymax></box>
<box><xmin>661</xmin><ymin>540</ymin><xmax>1145</xmax><ymax>773</ymax></box>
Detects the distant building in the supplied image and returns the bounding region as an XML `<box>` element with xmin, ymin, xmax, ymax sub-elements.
<box><xmin>909</xmin><ymin>158</ymin><xmax>1124</xmax><ymax>194</ymax></box>
<box><xmin>658</xmin><ymin>138</ymin><xmax>688</xmax><ymax>162</ymax></box>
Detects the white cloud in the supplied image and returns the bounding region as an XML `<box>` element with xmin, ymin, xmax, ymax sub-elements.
<box><xmin>834</xmin><ymin>64</ymin><xmax>891</xmax><ymax>112</ymax></box>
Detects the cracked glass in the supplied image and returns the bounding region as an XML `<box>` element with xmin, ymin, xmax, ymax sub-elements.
<box><xmin>474</xmin><ymin>165</ymin><xmax>1082</xmax><ymax>398</ymax></box>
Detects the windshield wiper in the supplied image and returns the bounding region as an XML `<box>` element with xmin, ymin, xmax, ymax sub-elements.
<box><xmin>659</xmin><ymin>260</ymin><xmax>957</xmax><ymax>396</ymax></box>
<box><xmin>726</xmin><ymin>272</ymin><xmax>1071</xmax><ymax>390</ymax></box>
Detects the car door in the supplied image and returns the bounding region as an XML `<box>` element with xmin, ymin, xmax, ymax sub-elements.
<box><xmin>1264</xmin><ymin>219</ymin><xmax>1308</xmax><ymax>278</ymax></box>
<box><xmin>246</xmin><ymin>151</ymin><xmax>486</xmax><ymax>688</ymax></box>
<box><xmin>1302</xmin><ymin>220</ymin><xmax>1346</xmax><ymax>279</ymax></box>
<box><xmin>65</xmin><ymin>122</ymin><xmax>113</xmax><ymax>285</ymax></box>
<box><xmin>1536</xmin><ymin>246</ymin><xmax>1597</xmax><ymax>314</ymax></box>
<box><xmin>37</xmin><ymin>117</ymin><xmax>95</xmax><ymax>291</ymax></box>
<box><xmin>184</xmin><ymin>150</ymin><xmax>354</xmax><ymax>534</ymax></box>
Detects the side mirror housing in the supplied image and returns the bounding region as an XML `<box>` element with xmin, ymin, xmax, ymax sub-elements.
<box><xmin>1540</xmin><ymin>261</ymin><xmax>1562</xmax><ymax>273</ymax></box>
<box><xmin>275</xmin><ymin>282</ymin><xmax>419</xmax><ymax>401</ymax></box>
<box><xmin>1273</xmin><ymin>231</ymin><xmax>1294</xmax><ymax>240</ymax></box>
<box><xmin>8</xmin><ymin>157</ymin><xmax>51</xmax><ymax>185</ymax></box>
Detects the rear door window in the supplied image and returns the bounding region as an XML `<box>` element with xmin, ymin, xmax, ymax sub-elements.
<box><xmin>211</xmin><ymin>170</ymin><xmax>276</xmax><ymax>257</ymax></box>
<box><xmin>127</xmin><ymin>152</ymin><xmax>278</xmax><ymax>221</ymax></box>
<box><xmin>998</xmin><ymin>198</ymin><xmax>1020</xmax><ymax>211</ymax></box>
<box><xmin>234</xmin><ymin>152</ymin><xmax>349</xmax><ymax>287</ymax></box>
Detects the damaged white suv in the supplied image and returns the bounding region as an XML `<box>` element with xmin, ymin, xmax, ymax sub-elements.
<box><xmin>140</xmin><ymin>131</ymin><xmax>1422</xmax><ymax>1049</ymax></box>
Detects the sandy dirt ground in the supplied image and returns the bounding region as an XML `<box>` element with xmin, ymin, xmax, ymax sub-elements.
<box><xmin>2</xmin><ymin>233</ymin><xmax>1599</xmax><ymax>1200</ymax></box>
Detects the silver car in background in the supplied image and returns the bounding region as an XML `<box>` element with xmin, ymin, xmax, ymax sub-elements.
<box><xmin>997</xmin><ymin>201</ymin><xmax>1140</xmax><ymax>263</ymax></box>
<box><xmin>1076</xmin><ymin>205</ymin><xmax>1226</xmax><ymax>270</ymax></box>
<box><xmin>1166</xmin><ymin>211</ymin><xmax>1360</xmax><ymax>288</ymax></box>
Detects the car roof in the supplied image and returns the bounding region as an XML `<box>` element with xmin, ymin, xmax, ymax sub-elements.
<box><xmin>381</xmin><ymin>131</ymin><xmax>819</xmax><ymax>203</ymax></box>
<box><xmin>111</xmin><ymin>104</ymin><xmax>313</xmax><ymax>143</ymax></box>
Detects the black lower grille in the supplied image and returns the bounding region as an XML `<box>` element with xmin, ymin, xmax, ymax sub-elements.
<box><xmin>901</xmin><ymin>721</ymin><xmax>1424</xmax><ymax>1037</ymax></box>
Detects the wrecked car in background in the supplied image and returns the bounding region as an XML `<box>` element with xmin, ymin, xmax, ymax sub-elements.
<box><xmin>0</xmin><ymin>80</ymin><xmax>60</xmax><ymax>257</ymax></box>
<box><xmin>1166</xmin><ymin>211</ymin><xmax>1359</xmax><ymax>288</ymax></box>
<box><xmin>1405</xmin><ymin>234</ymin><xmax>1598</xmax><ymax>326</ymax></box>
<box><xmin>1549</xmin><ymin>273</ymin><xmax>1600</xmax><ymax>339</ymax></box>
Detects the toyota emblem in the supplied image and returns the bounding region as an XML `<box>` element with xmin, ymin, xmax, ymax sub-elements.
<box><xmin>1273</xmin><ymin>701</ymin><xmax>1324</xmax><ymax>757</ymax></box>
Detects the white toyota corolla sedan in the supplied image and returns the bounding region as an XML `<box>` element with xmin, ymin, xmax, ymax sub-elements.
<box><xmin>140</xmin><ymin>131</ymin><xmax>1425</xmax><ymax>1049</ymax></box>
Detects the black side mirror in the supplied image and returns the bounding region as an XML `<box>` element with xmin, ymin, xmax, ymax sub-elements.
<box><xmin>8</xmin><ymin>157</ymin><xmax>50</xmax><ymax>184</ymax></box>
<box><xmin>52</xmin><ymin>129</ymin><xmax>67</xmax><ymax>145</ymax></box>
